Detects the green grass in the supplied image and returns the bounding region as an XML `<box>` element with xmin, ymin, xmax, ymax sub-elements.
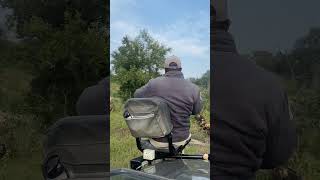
<box><xmin>110</xmin><ymin>111</ymin><xmax>141</xmax><ymax>168</ymax></box>
<box><xmin>0</xmin><ymin>111</ymin><xmax>43</xmax><ymax>180</ymax></box>
<box><xmin>0</xmin><ymin>64</ymin><xmax>43</xmax><ymax>180</ymax></box>
<box><xmin>0</xmin><ymin>151</ymin><xmax>43</xmax><ymax>180</ymax></box>
<box><xmin>0</xmin><ymin>64</ymin><xmax>33</xmax><ymax>112</ymax></box>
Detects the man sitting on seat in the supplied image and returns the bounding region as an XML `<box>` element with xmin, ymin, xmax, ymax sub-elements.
<box><xmin>134</xmin><ymin>55</ymin><xmax>203</xmax><ymax>149</ymax></box>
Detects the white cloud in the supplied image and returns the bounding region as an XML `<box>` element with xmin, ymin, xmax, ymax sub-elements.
<box><xmin>111</xmin><ymin>12</ymin><xmax>209</xmax><ymax>60</ymax></box>
<box><xmin>152</xmin><ymin>33</ymin><xmax>209</xmax><ymax>59</ymax></box>
<box><xmin>110</xmin><ymin>20</ymin><xmax>141</xmax><ymax>52</ymax></box>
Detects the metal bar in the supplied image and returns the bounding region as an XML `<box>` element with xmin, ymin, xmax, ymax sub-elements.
<box><xmin>169</xmin><ymin>155</ymin><xmax>205</xmax><ymax>159</ymax></box>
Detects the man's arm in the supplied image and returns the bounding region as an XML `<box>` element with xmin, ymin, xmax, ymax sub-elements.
<box><xmin>192</xmin><ymin>88</ymin><xmax>203</xmax><ymax>115</ymax></box>
<box><xmin>134</xmin><ymin>81</ymin><xmax>152</xmax><ymax>98</ymax></box>
<box><xmin>261</xmin><ymin>92</ymin><xmax>297</xmax><ymax>169</ymax></box>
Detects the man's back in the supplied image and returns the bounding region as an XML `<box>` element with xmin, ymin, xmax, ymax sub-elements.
<box><xmin>212</xmin><ymin>30</ymin><xmax>297</xmax><ymax>178</ymax></box>
<box><xmin>134</xmin><ymin>70</ymin><xmax>202</xmax><ymax>142</ymax></box>
<box><xmin>76</xmin><ymin>78</ymin><xmax>108</xmax><ymax>115</ymax></box>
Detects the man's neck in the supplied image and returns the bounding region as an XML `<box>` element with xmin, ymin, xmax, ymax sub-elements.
<box><xmin>164</xmin><ymin>70</ymin><xmax>184</xmax><ymax>78</ymax></box>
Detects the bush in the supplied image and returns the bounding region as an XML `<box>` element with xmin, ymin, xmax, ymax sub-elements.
<box><xmin>0</xmin><ymin>111</ymin><xmax>41</xmax><ymax>158</ymax></box>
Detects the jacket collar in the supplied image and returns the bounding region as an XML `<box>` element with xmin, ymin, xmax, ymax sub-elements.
<box><xmin>212</xmin><ymin>29</ymin><xmax>237</xmax><ymax>53</ymax></box>
<box><xmin>164</xmin><ymin>70</ymin><xmax>184</xmax><ymax>79</ymax></box>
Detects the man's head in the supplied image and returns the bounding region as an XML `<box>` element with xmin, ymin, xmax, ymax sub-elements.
<box><xmin>212</xmin><ymin>0</ymin><xmax>230</xmax><ymax>31</ymax></box>
<box><xmin>164</xmin><ymin>55</ymin><xmax>182</xmax><ymax>73</ymax></box>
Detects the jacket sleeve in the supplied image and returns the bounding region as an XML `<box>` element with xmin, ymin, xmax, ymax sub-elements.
<box><xmin>261</xmin><ymin>92</ymin><xmax>297</xmax><ymax>169</ymax></box>
<box><xmin>192</xmin><ymin>87</ymin><xmax>203</xmax><ymax>115</ymax></box>
<box><xmin>134</xmin><ymin>81</ymin><xmax>152</xmax><ymax>98</ymax></box>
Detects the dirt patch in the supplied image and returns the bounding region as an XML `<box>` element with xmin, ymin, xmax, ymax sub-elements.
<box><xmin>190</xmin><ymin>139</ymin><xmax>209</xmax><ymax>147</ymax></box>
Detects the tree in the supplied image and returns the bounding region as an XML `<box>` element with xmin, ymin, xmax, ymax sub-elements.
<box><xmin>24</xmin><ymin>12</ymin><xmax>108</xmax><ymax>123</ymax></box>
<box><xmin>188</xmin><ymin>71</ymin><xmax>210</xmax><ymax>87</ymax></box>
<box><xmin>248</xmin><ymin>28</ymin><xmax>320</xmax><ymax>179</ymax></box>
<box><xmin>111</xmin><ymin>30</ymin><xmax>171</xmax><ymax>100</ymax></box>
<box><xmin>292</xmin><ymin>28</ymin><xmax>320</xmax><ymax>89</ymax></box>
<box><xmin>250</xmin><ymin>51</ymin><xmax>277</xmax><ymax>72</ymax></box>
<box><xmin>190</xmin><ymin>70</ymin><xmax>210</xmax><ymax>89</ymax></box>
<box><xmin>0</xmin><ymin>0</ymin><xmax>109</xmax><ymax>129</ymax></box>
<box><xmin>1</xmin><ymin>0</ymin><xmax>108</xmax><ymax>36</ymax></box>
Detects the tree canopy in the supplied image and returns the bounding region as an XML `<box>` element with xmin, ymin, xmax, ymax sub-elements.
<box><xmin>248</xmin><ymin>27</ymin><xmax>320</xmax><ymax>179</ymax></box>
<box><xmin>111</xmin><ymin>30</ymin><xmax>171</xmax><ymax>100</ymax></box>
<box><xmin>0</xmin><ymin>1</ymin><xmax>109</xmax><ymax>126</ymax></box>
<box><xmin>189</xmin><ymin>70</ymin><xmax>210</xmax><ymax>89</ymax></box>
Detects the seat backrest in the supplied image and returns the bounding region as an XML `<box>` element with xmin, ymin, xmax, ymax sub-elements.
<box><xmin>43</xmin><ymin>115</ymin><xmax>109</xmax><ymax>179</ymax></box>
<box><xmin>124</xmin><ymin>98</ymin><xmax>173</xmax><ymax>138</ymax></box>
<box><xmin>43</xmin><ymin>115</ymin><xmax>108</xmax><ymax>165</ymax></box>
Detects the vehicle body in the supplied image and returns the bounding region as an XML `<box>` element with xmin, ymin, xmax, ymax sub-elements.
<box><xmin>111</xmin><ymin>158</ymin><xmax>210</xmax><ymax>180</ymax></box>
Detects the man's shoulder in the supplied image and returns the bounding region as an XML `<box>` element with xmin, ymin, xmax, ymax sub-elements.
<box><xmin>188</xmin><ymin>81</ymin><xmax>201</xmax><ymax>91</ymax></box>
<box><xmin>76</xmin><ymin>78</ymin><xmax>108</xmax><ymax>115</ymax></box>
<box><xmin>228</xmin><ymin>52</ymin><xmax>282</xmax><ymax>87</ymax></box>
<box><xmin>151</xmin><ymin>76</ymin><xmax>165</xmax><ymax>81</ymax></box>
<box><xmin>215</xmin><ymin>51</ymin><xmax>286</xmax><ymax>101</ymax></box>
<box><xmin>152</xmin><ymin>76</ymin><xmax>199</xmax><ymax>87</ymax></box>
<box><xmin>147</xmin><ymin>76</ymin><xmax>163</xmax><ymax>85</ymax></box>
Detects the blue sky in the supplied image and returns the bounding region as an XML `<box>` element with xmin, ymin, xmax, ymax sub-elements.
<box><xmin>110</xmin><ymin>0</ymin><xmax>210</xmax><ymax>78</ymax></box>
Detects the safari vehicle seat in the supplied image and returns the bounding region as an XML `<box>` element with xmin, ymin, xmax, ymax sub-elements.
<box><xmin>42</xmin><ymin>115</ymin><xmax>109</xmax><ymax>180</ymax></box>
<box><xmin>123</xmin><ymin>98</ymin><xmax>191</xmax><ymax>157</ymax></box>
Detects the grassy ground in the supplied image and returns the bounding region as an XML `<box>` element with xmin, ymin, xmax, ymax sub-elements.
<box><xmin>0</xmin><ymin>151</ymin><xmax>42</xmax><ymax>180</ymax></box>
<box><xmin>0</xmin><ymin>63</ymin><xmax>33</xmax><ymax>112</ymax></box>
<box><xmin>110</xmin><ymin>82</ymin><xmax>210</xmax><ymax>169</ymax></box>
<box><xmin>0</xmin><ymin>64</ymin><xmax>43</xmax><ymax>180</ymax></box>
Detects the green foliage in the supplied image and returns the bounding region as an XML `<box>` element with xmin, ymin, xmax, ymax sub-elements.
<box><xmin>1</xmin><ymin>0</ymin><xmax>107</xmax><ymax>36</ymax></box>
<box><xmin>0</xmin><ymin>112</ymin><xmax>41</xmax><ymax>158</ymax></box>
<box><xmin>190</xmin><ymin>70</ymin><xmax>210</xmax><ymax>89</ymax></box>
<box><xmin>112</xmin><ymin>30</ymin><xmax>171</xmax><ymax>101</ymax></box>
<box><xmin>189</xmin><ymin>71</ymin><xmax>210</xmax><ymax>120</ymax></box>
<box><xmin>0</xmin><ymin>64</ymin><xmax>32</xmax><ymax>112</ymax></box>
<box><xmin>0</xmin><ymin>2</ymin><xmax>108</xmax><ymax>179</ymax></box>
<box><xmin>200</xmin><ymin>87</ymin><xmax>210</xmax><ymax>119</ymax></box>
<box><xmin>250</xmin><ymin>51</ymin><xmax>278</xmax><ymax>72</ymax></box>
<box><xmin>252</xmin><ymin>28</ymin><xmax>320</xmax><ymax>90</ymax></box>
<box><xmin>14</xmin><ymin>11</ymin><xmax>108</xmax><ymax>124</ymax></box>
<box><xmin>0</xmin><ymin>5</ymin><xmax>109</xmax><ymax>127</ymax></box>
<box><xmin>250</xmin><ymin>28</ymin><xmax>320</xmax><ymax>179</ymax></box>
<box><xmin>116</xmin><ymin>67</ymin><xmax>153</xmax><ymax>100</ymax></box>
<box><xmin>0</xmin><ymin>150</ymin><xmax>42</xmax><ymax>180</ymax></box>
